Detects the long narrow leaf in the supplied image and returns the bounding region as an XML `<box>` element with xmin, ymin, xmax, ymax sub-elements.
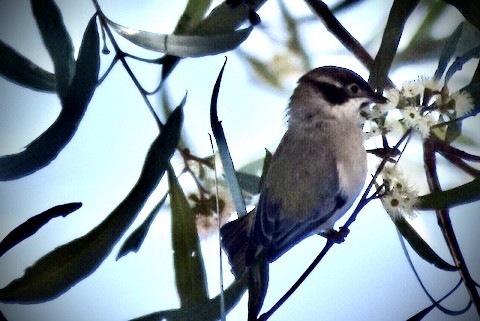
<box><xmin>116</xmin><ymin>193</ymin><xmax>168</xmax><ymax>261</ymax></box>
<box><xmin>433</xmin><ymin>22</ymin><xmax>463</xmax><ymax>80</ymax></box>
<box><xmin>417</xmin><ymin>177</ymin><xmax>480</xmax><ymax>210</ymax></box>
<box><xmin>0</xmin><ymin>15</ymin><xmax>99</xmax><ymax>181</ymax></box>
<box><xmin>393</xmin><ymin>216</ymin><xmax>457</xmax><ymax>271</ymax></box>
<box><xmin>31</xmin><ymin>0</ymin><xmax>75</xmax><ymax>99</ymax></box>
<box><xmin>0</xmin><ymin>203</ymin><xmax>82</xmax><ymax>257</ymax></box>
<box><xmin>0</xmin><ymin>99</ymin><xmax>184</xmax><ymax>303</ymax></box>
<box><xmin>0</xmin><ymin>41</ymin><xmax>56</xmax><ymax>92</ymax></box>
<box><xmin>445</xmin><ymin>45</ymin><xmax>480</xmax><ymax>84</ymax></box>
<box><xmin>369</xmin><ymin>0</ymin><xmax>420</xmax><ymax>89</ymax></box>
<box><xmin>210</xmin><ymin>59</ymin><xmax>247</xmax><ymax>218</ymax></box>
<box><xmin>106</xmin><ymin>17</ymin><xmax>252</xmax><ymax>58</ymax></box>
<box><xmin>129</xmin><ymin>274</ymin><xmax>247</xmax><ymax>321</ymax></box>
<box><xmin>169</xmin><ymin>166</ymin><xmax>209</xmax><ymax>307</ymax></box>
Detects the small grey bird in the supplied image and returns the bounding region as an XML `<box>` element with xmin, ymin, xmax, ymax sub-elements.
<box><xmin>221</xmin><ymin>66</ymin><xmax>386</xmax><ymax>318</ymax></box>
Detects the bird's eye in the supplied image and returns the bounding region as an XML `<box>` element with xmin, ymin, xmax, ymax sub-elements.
<box><xmin>348</xmin><ymin>83</ymin><xmax>360</xmax><ymax>95</ymax></box>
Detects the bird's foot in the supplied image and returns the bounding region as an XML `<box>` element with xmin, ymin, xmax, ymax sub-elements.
<box><xmin>320</xmin><ymin>226</ymin><xmax>350</xmax><ymax>244</ymax></box>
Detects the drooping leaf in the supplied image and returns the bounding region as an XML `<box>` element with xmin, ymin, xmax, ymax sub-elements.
<box><xmin>433</xmin><ymin>22</ymin><xmax>463</xmax><ymax>80</ymax></box>
<box><xmin>0</xmin><ymin>41</ymin><xmax>56</xmax><ymax>92</ymax></box>
<box><xmin>31</xmin><ymin>0</ymin><xmax>75</xmax><ymax>100</ymax></box>
<box><xmin>445</xmin><ymin>45</ymin><xmax>480</xmax><ymax>84</ymax></box>
<box><xmin>106</xmin><ymin>17</ymin><xmax>253</xmax><ymax>58</ymax></box>
<box><xmin>129</xmin><ymin>274</ymin><xmax>247</xmax><ymax>321</ymax></box>
<box><xmin>393</xmin><ymin>216</ymin><xmax>457</xmax><ymax>271</ymax></box>
<box><xmin>443</xmin><ymin>0</ymin><xmax>480</xmax><ymax>31</ymax></box>
<box><xmin>0</xmin><ymin>99</ymin><xmax>184</xmax><ymax>303</ymax></box>
<box><xmin>210</xmin><ymin>59</ymin><xmax>247</xmax><ymax>218</ymax></box>
<box><xmin>116</xmin><ymin>193</ymin><xmax>168</xmax><ymax>261</ymax></box>
<box><xmin>417</xmin><ymin>177</ymin><xmax>480</xmax><ymax>210</ymax></box>
<box><xmin>168</xmin><ymin>166</ymin><xmax>209</xmax><ymax>307</ymax></box>
<box><xmin>0</xmin><ymin>15</ymin><xmax>99</xmax><ymax>181</ymax></box>
<box><xmin>0</xmin><ymin>203</ymin><xmax>82</xmax><ymax>257</ymax></box>
<box><xmin>407</xmin><ymin>305</ymin><xmax>435</xmax><ymax>321</ymax></box>
<box><xmin>368</xmin><ymin>0</ymin><xmax>420</xmax><ymax>89</ymax></box>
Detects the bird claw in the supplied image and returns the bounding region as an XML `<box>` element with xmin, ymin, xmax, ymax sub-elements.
<box><xmin>320</xmin><ymin>226</ymin><xmax>350</xmax><ymax>244</ymax></box>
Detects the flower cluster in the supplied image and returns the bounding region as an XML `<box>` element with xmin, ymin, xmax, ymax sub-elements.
<box><xmin>362</xmin><ymin>75</ymin><xmax>475</xmax><ymax>140</ymax></box>
<box><xmin>379</xmin><ymin>165</ymin><xmax>418</xmax><ymax>220</ymax></box>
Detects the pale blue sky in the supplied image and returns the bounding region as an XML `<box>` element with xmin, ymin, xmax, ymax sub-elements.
<box><xmin>1</xmin><ymin>1</ymin><xmax>479</xmax><ymax>320</ymax></box>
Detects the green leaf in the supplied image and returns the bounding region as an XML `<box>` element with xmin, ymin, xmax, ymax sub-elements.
<box><xmin>173</xmin><ymin>0</ymin><xmax>213</xmax><ymax>34</ymax></box>
<box><xmin>417</xmin><ymin>177</ymin><xmax>480</xmax><ymax>210</ymax></box>
<box><xmin>443</xmin><ymin>0</ymin><xmax>480</xmax><ymax>31</ymax></box>
<box><xmin>116</xmin><ymin>194</ymin><xmax>168</xmax><ymax>261</ymax></box>
<box><xmin>0</xmin><ymin>99</ymin><xmax>184</xmax><ymax>303</ymax></box>
<box><xmin>369</xmin><ymin>0</ymin><xmax>420</xmax><ymax>89</ymax></box>
<box><xmin>168</xmin><ymin>166</ymin><xmax>209</xmax><ymax>307</ymax></box>
<box><xmin>129</xmin><ymin>274</ymin><xmax>247</xmax><ymax>321</ymax></box>
<box><xmin>210</xmin><ymin>59</ymin><xmax>247</xmax><ymax>218</ymax></box>
<box><xmin>433</xmin><ymin>22</ymin><xmax>463</xmax><ymax>80</ymax></box>
<box><xmin>0</xmin><ymin>15</ymin><xmax>99</xmax><ymax>181</ymax></box>
<box><xmin>106</xmin><ymin>17</ymin><xmax>253</xmax><ymax>57</ymax></box>
<box><xmin>0</xmin><ymin>41</ymin><xmax>56</xmax><ymax>92</ymax></box>
<box><xmin>31</xmin><ymin>0</ymin><xmax>75</xmax><ymax>100</ymax></box>
<box><xmin>0</xmin><ymin>203</ymin><xmax>82</xmax><ymax>257</ymax></box>
<box><xmin>445</xmin><ymin>45</ymin><xmax>480</xmax><ymax>84</ymax></box>
<box><xmin>393</xmin><ymin>216</ymin><xmax>457</xmax><ymax>271</ymax></box>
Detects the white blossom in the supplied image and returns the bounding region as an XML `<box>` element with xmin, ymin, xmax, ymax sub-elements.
<box><xmin>452</xmin><ymin>90</ymin><xmax>474</xmax><ymax>117</ymax></box>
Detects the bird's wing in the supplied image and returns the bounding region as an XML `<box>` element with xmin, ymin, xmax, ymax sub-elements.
<box><xmin>247</xmin><ymin>129</ymin><xmax>346</xmax><ymax>263</ymax></box>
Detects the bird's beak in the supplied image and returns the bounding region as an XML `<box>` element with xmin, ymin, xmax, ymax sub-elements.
<box><xmin>371</xmin><ymin>92</ymin><xmax>388</xmax><ymax>104</ymax></box>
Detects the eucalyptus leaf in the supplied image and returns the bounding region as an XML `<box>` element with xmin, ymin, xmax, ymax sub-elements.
<box><xmin>417</xmin><ymin>177</ymin><xmax>480</xmax><ymax>210</ymax></box>
<box><xmin>393</xmin><ymin>216</ymin><xmax>457</xmax><ymax>271</ymax></box>
<box><xmin>116</xmin><ymin>194</ymin><xmax>168</xmax><ymax>261</ymax></box>
<box><xmin>129</xmin><ymin>274</ymin><xmax>247</xmax><ymax>321</ymax></box>
<box><xmin>0</xmin><ymin>99</ymin><xmax>184</xmax><ymax>303</ymax></box>
<box><xmin>106</xmin><ymin>17</ymin><xmax>252</xmax><ymax>57</ymax></box>
<box><xmin>445</xmin><ymin>45</ymin><xmax>480</xmax><ymax>84</ymax></box>
<box><xmin>210</xmin><ymin>59</ymin><xmax>247</xmax><ymax>218</ymax></box>
<box><xmin>168</xmin><ymin>166</ymin><xmax>209</xmax><ymax>307</ymax></box>
<box><xmin>0</xmin><ymin>203</ymin><xmax>82</xmax><ymax>257</ymax></box>
<box><xmin>369</xmin><ymin>0</ymin><xmax>420</xmax><ymax>89</ymax></box>
<box><xmin>433</xmin><ymin>22</ymin><xmax>463</xmax><ymax>81</ymax></box>
<box><xmin>31</xmin><ymin>0</ymin><xmax>75</xmax><ymax>100</ymax></box>
<box><xmin>0</xmin><ymin>41</ymin><xmax>56</xmax><ymax>92</ymax></box>
<box><xmin>0</xmin><ymin>15</ymin><xmax>99</xmax><ymax>181</ymax></box>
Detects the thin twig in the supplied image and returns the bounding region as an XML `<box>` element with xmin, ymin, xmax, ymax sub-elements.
<box><xmin>432</xmin><ymin>135</ymin><xmax>480</xmax><ymax>162</ymax></box>
<box><xmin>259</xmin><ymin>129</ymin><xmax>412</xmax><ymax>320</ymax></box>
<box><xmin>423</xmin><ymin>137</ymin><xmax>480</xmax><ymax>316</ymax></box>
<box><xmin>92</xmin><ymin>0</ymin><xmax>163</xmax><ymax>129</ymax></box>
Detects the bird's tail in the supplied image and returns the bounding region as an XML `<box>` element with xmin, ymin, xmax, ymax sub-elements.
<box><xmin>220</xmin><ymin>213</ymin><xmax>252</xmax><ymax>277</ymax></box>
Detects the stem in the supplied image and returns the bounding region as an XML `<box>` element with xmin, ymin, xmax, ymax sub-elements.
<box><xmin>259</xmin><ymin>129</ymin><xmax>412</xmax><ymax>320</ymax></box>
<box><xmin>423</xmin><ymin>138</ymin><xmax>480</xmax><ymax>316</ymax></box>
<box><xmin>92</xmin><ymin>0</ymin><xmax>163</xmax><ymax>129</ymax></box>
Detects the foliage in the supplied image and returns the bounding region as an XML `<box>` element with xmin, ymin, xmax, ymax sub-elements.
<box><xmin>0</xmin><ymin>0</ymin><xmax>479</xmax><ymax>320</ymax></box>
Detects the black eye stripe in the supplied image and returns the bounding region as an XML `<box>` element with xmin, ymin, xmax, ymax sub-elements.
<box><xmin>305</xmin><ymin>80</ymin><xmax>349</xmax><ymax>105</ymax></box>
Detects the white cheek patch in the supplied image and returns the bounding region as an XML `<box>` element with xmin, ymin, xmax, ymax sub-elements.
<box><xmin>334</xmin><ymin>97</ymin><xmax>370</xmax><ymax>119</ymax></box>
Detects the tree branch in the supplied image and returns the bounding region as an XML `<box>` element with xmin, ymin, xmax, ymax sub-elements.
<box><xmin>423</xmin><ymin>137</ymin><xmax>480</xmax><ymax>316</ymax></box>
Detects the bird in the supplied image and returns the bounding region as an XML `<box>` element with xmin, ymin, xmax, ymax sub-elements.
<box><xmin>220</xmin><ymin>66</ymin><xmax>386</xmax><ymax>319</ymax></box>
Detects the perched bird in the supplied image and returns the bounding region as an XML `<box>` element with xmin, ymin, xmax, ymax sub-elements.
<box><xmin>220</xmin><ymin>66</ymin><xmax>386</xmax><ymax>319</ymax></box>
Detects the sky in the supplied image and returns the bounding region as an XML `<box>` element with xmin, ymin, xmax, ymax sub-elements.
<box><xmin>1</xmin><ymin>0</ymin><xmax>479</xmax><ymax>320</ymax></box>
